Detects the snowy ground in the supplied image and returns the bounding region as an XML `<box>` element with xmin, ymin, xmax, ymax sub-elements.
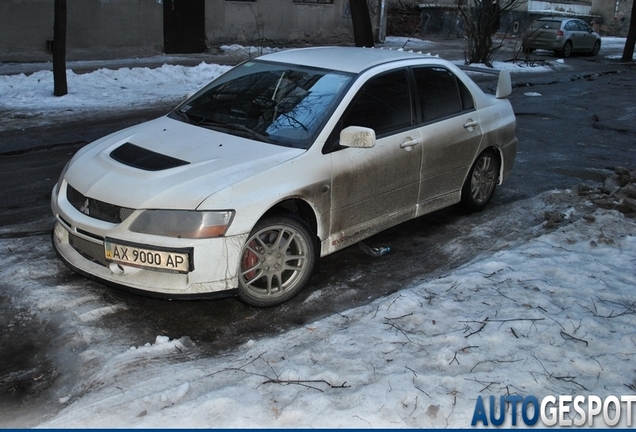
<box><xmin>1</xmin><ymin>37</ymin><xmax>635</xmax><ymax>427</ymax></box>
<box><xmin>4</xmin><ymin>189</ymin><xmax>636</xmax><ymax>428</ymax></box>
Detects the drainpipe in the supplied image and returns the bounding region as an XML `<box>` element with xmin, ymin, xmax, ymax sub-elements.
<box><xmin>615</xmin><ymin>0</ymin><xmax>619</xmax><ymax>18</ymax></box>
<box><xmin>378</xmin><ymin>0</ymin><xmax>387</xmax><ymax>43</ymax></box>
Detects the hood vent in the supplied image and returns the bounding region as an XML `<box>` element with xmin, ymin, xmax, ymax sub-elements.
<box><xmin>110</xmin><ymin>143</ymin><xmax>190</xmax><ymax>171</ymax></box>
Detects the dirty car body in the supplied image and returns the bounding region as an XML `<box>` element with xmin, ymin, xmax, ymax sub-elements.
<box><xmin>522</xmin><ymin>17</ymin><xmax>601</xmax><ymax>58</ymax></box>
<box><xmin>51</xmin><ymin>47</ymin><xmax>518</xmax><ymax>307</ymax></box>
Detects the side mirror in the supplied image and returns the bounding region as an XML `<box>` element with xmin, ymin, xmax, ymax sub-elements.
<box><xmin>185</xmin><ymin>91</ymin><xmax>196</xmax><ymax>100</ymax></box>
<box><xmin>339</xmin><ymin>126</ymin><xmax>376</xmax><ymax>148</ymax></box>
<box><xmin>496</xmin><ymin>69</ymin><xmax>512</xmax><ymax>99</ymax></box>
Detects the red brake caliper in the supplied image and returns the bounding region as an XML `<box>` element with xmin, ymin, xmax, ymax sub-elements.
<box><xmin>242</xmin><ymin>241</ymin><xmax>259</xmax><ymax>281</ymax></box>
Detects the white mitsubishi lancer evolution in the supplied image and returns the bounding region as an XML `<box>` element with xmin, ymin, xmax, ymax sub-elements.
<box><xmin>51</xmin><ymin>47</ymin><xmax>517</xmax><ymax>307</ymax></box>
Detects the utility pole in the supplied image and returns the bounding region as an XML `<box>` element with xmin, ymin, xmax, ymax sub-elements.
<box><xmin>53</xmin><ymin>0</ymin><xmax>68</xmax><ymax>96</ymax></box>
<box><xmin>621</xmin><ymin>0</ymin><xmax>636</xmax><ymax>62</ymax></box>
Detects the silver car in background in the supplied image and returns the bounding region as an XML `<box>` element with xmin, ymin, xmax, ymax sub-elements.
<box><xmin>522</xmin><ymin>17</ymin><xmax>602</xmax><ymax>58</ymax></box>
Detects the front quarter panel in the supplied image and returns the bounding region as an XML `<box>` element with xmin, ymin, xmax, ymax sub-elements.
<box><xmin>197</xmin><ymin>146</ymin><xmax>332</xmax><ymax>240</ymax></box>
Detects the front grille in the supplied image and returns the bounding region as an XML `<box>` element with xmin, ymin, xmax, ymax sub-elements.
<box><xmin>67</xmin><ymin>185</ymin><xmax>134</xmax><ymax>224</ymax></box>
<box><xmin>69</xmin><ymin>233</ymin><xmax>108</xmax><ymax>267</ymax></box>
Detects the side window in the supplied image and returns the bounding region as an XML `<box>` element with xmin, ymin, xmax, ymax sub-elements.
<box><xmin>340</xmin><ymin>69</ymin><xmax>412</xmax><ymax>136</ymax></box>
<box><xmin>565</xmin><ymin>21</ymin><xmax>578</xmax><ymax>31</ymax></box>
<box><xmin>412</xmin><ymin>67</ymin><xmax>472</xmax><ymax>123</ymax></box>
<box><xmin>577</xmin><ymin>21</ymin><xmax>591</xmax><ymax>31</ymax></box>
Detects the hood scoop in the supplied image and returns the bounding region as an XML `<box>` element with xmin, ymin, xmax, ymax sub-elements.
<box><xmin>110</xmin><ymin>143</ymin><xmax>190</xmax><ymax>171</ymax></box>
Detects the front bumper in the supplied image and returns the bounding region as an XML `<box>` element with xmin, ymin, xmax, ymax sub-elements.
<box><xmin>51</xmin><ymin>186</ymin><xmax>247</xmax><ymax>299</ymax></box>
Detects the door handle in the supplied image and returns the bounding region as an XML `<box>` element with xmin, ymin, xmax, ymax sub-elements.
<box><xmin>464</xmin><ymin>119</ymin><xmax>479</xmax><ymax>130</ymax></box>
<box><xmin>400</xmin><ymin>138</ymin><xmax>420</xmax><ymax>151</ymax></box>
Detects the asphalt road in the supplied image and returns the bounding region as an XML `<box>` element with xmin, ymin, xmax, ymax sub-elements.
<box><xmin>1</xmin><ymin>51</ymin><xmax>635</xmax><ymax>426</ymax></box>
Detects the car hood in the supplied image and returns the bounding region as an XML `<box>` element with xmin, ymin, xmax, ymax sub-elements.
<box><xmin>64</xmin><ymin>116</ymin><xmax>305</xmax><ymax>210</ymax></box>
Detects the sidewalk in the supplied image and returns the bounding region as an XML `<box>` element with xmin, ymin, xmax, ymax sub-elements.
<box><xmin>0</xmin><ymin>52</ymin><xmax>239</xmax><ymax>77</ymax></box>
<box><xmin>2</xmin><ymin>35</ymin><xmax>630</xmax><ymax>77</ymax></box>
<box><xmin>0</xmin><ymin>36</ymin><xmax>467</xmax><ymax>76</ymax></box>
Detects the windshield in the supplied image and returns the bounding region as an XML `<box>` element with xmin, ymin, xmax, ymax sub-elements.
<box><xmin>171</xmin><ymin>60</ymin><xmax>354</xmax><ymax>149</ymax></box>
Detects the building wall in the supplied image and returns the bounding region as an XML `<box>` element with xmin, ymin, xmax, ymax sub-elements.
<box><xmin>0</xmin><ymin>0</ymin><xmax>163</xmax><ymax>60</ymax></box>
<box><xmin>206</xmin><ymin>0</ymin><xmax>355</xmax><ymax>45</ymax></box>
<box><xmin>591</xmin><ymin>0</ymin><xmax>632</xmax><ymax>34</ymax></box>
<box><xmin>0</xmin><ymin>0</ymin><xmax>360</xmax><ymax>61</ymax></box>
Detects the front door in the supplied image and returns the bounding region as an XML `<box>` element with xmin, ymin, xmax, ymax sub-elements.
<box><xmin>329</xmin><ymin>69</ymin><xmax>422</xmax><ymax>249</ymax></box>
<box><xmin>163</xmin><ymin>0</ymin><xmax>206</xmax><ymax>54</ymax></box>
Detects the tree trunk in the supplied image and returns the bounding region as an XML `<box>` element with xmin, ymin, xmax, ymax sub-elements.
<box><xmin>621</xmin><ymin>0</ymin><xmax>636</xmax><ymax>62</ymax></box>
<box><xmin>53</xmin><ymin>0</ymin><xmax>68</xmax><ymax>96</ymax></box>
<box><xmin>350</xmin><ymin>0</ymin><xmax>375</xmax><ymax>47</ymax></box>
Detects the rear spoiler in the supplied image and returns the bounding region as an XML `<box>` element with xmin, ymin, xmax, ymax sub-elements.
<box><xmin>458</xmin><ymin>65</ymin><xmax>512</xmax><ymax>99</ymax></box>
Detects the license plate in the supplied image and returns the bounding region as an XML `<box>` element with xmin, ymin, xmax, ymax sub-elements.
<box><xmin>104</xmin><ymin>239</ymin><xmax>191</xmax><ymax>274</ymax></box>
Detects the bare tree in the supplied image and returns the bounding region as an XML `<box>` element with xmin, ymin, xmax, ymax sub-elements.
<box><xmin>350</xmin><ymin>0</ymin><xmax>375</xmax><ymax>47</ymax></box>
<box><xmin>53</xmin><ymin>0</ymin><xmax>67</xmax><ymax>96</ymax></box>
<box><xmin>621</xmin><ymin>0</ymin><xmax>636</xmax><ymax>61</ymax></box>
<box><xmin>459</xmin><ymin>0</ymin><xmax>524</xmax><ymax>67</ymax></box>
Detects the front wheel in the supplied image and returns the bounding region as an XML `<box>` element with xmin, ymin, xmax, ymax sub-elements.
<box><xmin>238</xmin><ymin>214</ymin><xmax>316</xmax><ymax>307</ymax></box>
<box><xmin>461</xmin><ymin>149</ymin><xmax>500</xmax><ymax>213</ymax></box>
<box><xmin>590</xmin><ymin>40</ymin><xmax>601</xmax><ymax>56</ymax></box>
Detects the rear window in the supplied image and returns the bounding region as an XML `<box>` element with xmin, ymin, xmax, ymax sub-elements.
<box><xmin>532</xmin><ymin>20</ymin><xmax>561</xmax><ymax>30</ymax></box>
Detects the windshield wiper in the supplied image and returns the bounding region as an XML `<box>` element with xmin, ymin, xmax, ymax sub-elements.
<box><xmin>173</xmin><ymin>109</ymin><xmax>199</xmax><ymax>125</ymax></box>
<box><xmin>174</xmin><ymin>110</ymin><xmax>275</xmax><ymax>144</ymax></box>
<box><xmin>196</xmin><ymin>118</ymin><xmax>274</xmax><ymax>144</ymax></box>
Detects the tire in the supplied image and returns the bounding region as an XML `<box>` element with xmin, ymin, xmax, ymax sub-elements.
<box><xmin>522</xmin><ymin>46</ymin><xmax>534</xmax><ymax>55</ymax></box>
<box><xmin>238</xmin><ymin>214</ymin><xmax>316</xmax><ymax>307</ymax></box>
<box><xmin>559</xmin><ymin>41</ymin><xmax>573</xmax><ymax>58</ymax></box>
<box><xmin>461</xmin><ymin>149</ymin><xmax>500</xmax><ymax>213</ymax></box>
<box><xmin>590</xmin><ymin>40</ymin><xmax>601</xmax><ymax>56</ymax></box>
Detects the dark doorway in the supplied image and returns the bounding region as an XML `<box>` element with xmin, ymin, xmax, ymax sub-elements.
<box><xmin>163</xmin><ymin>0</ymin><xmax>206</xmax><ymax>54</ymax></box>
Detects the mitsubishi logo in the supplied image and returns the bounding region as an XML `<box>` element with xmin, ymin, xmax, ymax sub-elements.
<box><xmin>79</xmin><ymin>198</ymin><xmax>90</xmax><ymax>215</ymax></box>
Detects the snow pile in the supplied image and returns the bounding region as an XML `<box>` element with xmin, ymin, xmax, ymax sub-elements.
<box><xmin>37</xmin><ymin>188</ymin><xmax>636</xmax><ymax>428</ymax></box>
<box><xmin>0</xmin><ymin>62</ymin><xmax>230</xmax><ymax>128</ymax></box>
<box><xmin>579</xmin><ymin>166</ymin><xmax>636</xmax><ymax>217</ymax></box>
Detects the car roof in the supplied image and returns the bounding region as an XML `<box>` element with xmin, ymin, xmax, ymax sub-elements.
<box><xmin>255</xmin><ymin>46</ymin><xmax>437</xmax><ymax>74</ymax></box>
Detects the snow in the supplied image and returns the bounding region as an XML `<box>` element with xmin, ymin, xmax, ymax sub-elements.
<box><xmin>1</xmin><ymin>38</ymin><xmax>635</xmax><ymax>428</ymax></box>
<box><xmin>0</xmin><ymin>62</ymin><xmax>231</xmax><ymax>129</ymax></box>
<box><xmin>4</xmin><ymin>191</ymin><xmax>635</xmax><ymax>427</ymax></box>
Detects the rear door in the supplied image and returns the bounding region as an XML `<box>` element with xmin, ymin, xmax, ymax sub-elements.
<box><xmin>574</xmin><ymin>20</ymin><xmax>595</xmax><ymax>50</ymax></box>
<box><xmin>412</xmin><ymin>66</ymin><xmax>482</xmax><ymax>214</ymax></box>
<box><xmin>564</xmin><ymin>20</ymin><xmax>585</xmax><ymax>50</ymax></box>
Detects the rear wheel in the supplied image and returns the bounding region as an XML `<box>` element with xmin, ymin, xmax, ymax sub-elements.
<box><xmin>461</xmin><ymin>149</ymin><xmax>500</xmax><ymax>213</ymax></box>
<box><xmin>238</xmin><ymin>214</ymin><xmax>316</xmax><ymax>307</ymax></box>
<box><xmin>559</xmin><ymin>41</ymin><xmax>573</xmax><ymax>58</ymax></box>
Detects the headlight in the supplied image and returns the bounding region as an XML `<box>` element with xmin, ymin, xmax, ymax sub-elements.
<box><xmin>129</xmin><ymin>210</ymin><xmax>234</xmax><ymax>239</ymax></box>
<box><xmin>55</xmin><ymin>161</ymin><xmax>71</xmax><ymax>195</ymax></box>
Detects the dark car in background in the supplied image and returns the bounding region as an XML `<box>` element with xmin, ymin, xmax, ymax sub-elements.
<box><xmin>522</xmin><ymin>17</ymin><xmax>602</xmax><ymax>58</ymax></box>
